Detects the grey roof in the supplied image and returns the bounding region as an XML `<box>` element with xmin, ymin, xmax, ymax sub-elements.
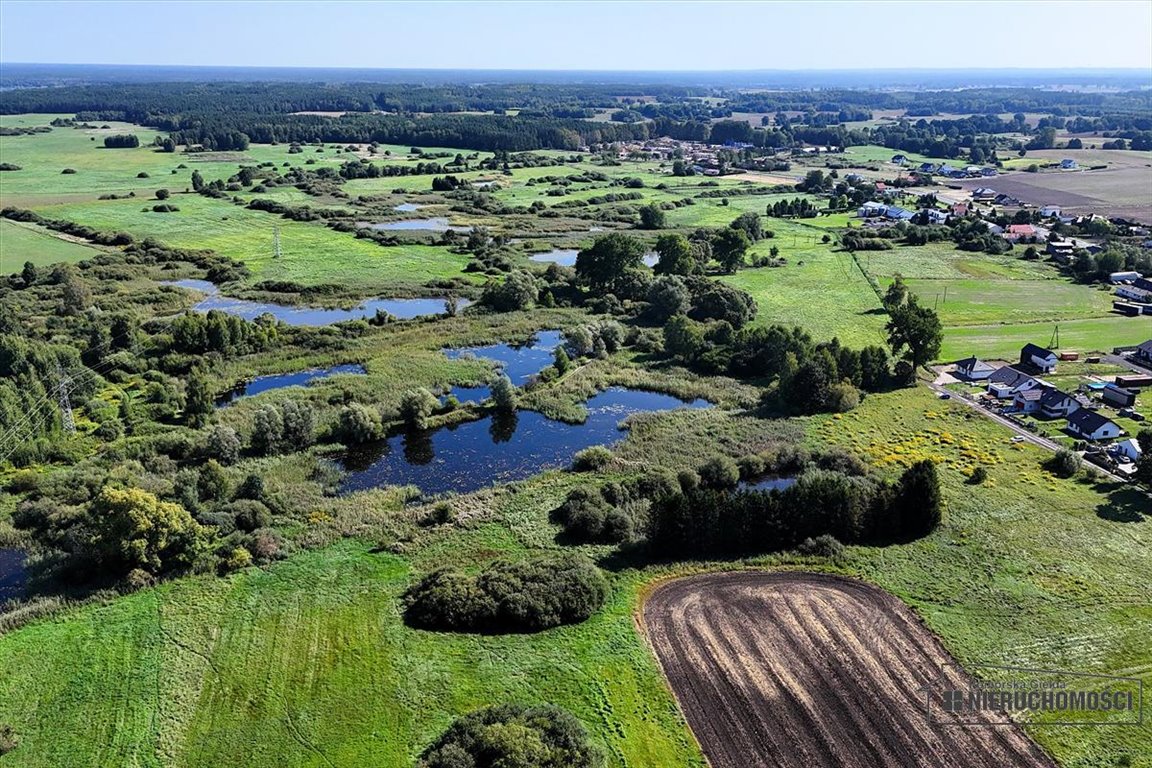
<box><xmin>1039</xmin><ymin>388</ymin><xmax>1074</xmax><ymax>407</ymax></box>
<box><xmin>1067</xmin><ymin>409</ymin><xmax>1117</xmax><ymax>434</ymax></box>
<box><xmin>1138</xmin><ymin>339</ymin><xmax>1152</xmax><ymax>355</ymax></box>
<box><xmin>957</xmin><ymin>356</ymin><xmax>995</xmax><ymax>372</ymax></box>
<box><xmin>988</xmin><ymin>366</ymin><xmax>1033</xmax><ymax>387</ymax></box>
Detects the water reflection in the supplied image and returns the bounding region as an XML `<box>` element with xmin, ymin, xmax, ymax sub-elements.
<box><xmin>217</xmin><ymin>364</ymin><xmax>366</xmax><ymax>406</ymax></box>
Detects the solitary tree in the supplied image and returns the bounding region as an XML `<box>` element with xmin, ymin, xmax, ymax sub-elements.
<box><xmin>491</xmin><ymin>374</ymin><xmax>517</xmax><ymax>412</ymax></box>
<box><xmin>638</xmin><ymin>203</ymin><xmax>666</xmax><ymax>230</ymax></box>
<box><xmin>886</xmin><ymin>296</ymin><xmax>943</xmax><ymax>371</ymax></box>
<box><xmin>574</xmin><ymin>233</ymin><xmax>646</xmax><ymax>294</ymax></box>
<box><xmin>711</xmin><ymin>228</ymin><xmax>750</xmax><ymax>274</ymax></box>
<box><xmin>653</xmin><ymin>234</ymin><xmax>695</xmax><ymax>275</ymax></box>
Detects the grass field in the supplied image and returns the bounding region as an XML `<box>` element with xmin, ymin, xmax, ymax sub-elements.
<box><xmin>0</xmin><ymin>218</ymin><xmax>107</xmax><ymax>270</ymax></box>
<box><xmin>0</xmin><ymin>385</ymin><xmax>1147</xmax><ymax>767</ymax></box>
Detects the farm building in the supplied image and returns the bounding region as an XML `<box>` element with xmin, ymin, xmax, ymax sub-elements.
<box><xmin>891</xmin><ymin>154</ymin><xmax>907</xmax><ymax>165</ymax></box>
<box><xmin>1020</xmin><ymin>343</ymin><xmax>1058</xmax><ymax>373</ymax></box>
<box><xmin>1060</xmin><ymin>158</ymin><xmax>1079</xmax><ymax>170</ymax></box>
<box><xmin>1066</xmin><ymin>410</ymin><xmax>1122</xmax><ymax>441</ymax></box>
<box><xmin>857</xmin><ymin>202</ymin><xmax>887</xmax><ymax>218</ymax></box>
<box><xmin>987</xmin><ymin>366</ymin><xmax>1044</xmax><ymax>398</ymax></box>
<box><xmin>955</xmin><ymin>356</ymin><xmax>996</xmax><ymax>381</ymax></box>
<box><xmin>921</xmin><ymin>208</ymin><xmax>949</xmax><ymax>224</ymax></box>
<box><xmin>980</xmin><ymin>167</ymin><xmax>998</xmax><ymax>177</ymax></box>
<box><xmin>1109</xmin><ymin>271</ymin><xmax>1142</xmax><ymax>284</ymax></box>
<box><xmin>1102</xmin><ymin>384</ymin><xmax>1138</xmax><ymax>409</ymax></box>
<box><xmin>1116</xmin><ymin>373</ymin><xmax>1152</xmax><ymax>388</ymax></box>
<box><xmin>1040</xmin><ymin>205</ymin><xmax>1061</xmax><ymax>218</ymax></box>
<box><xmin>1116</xmin><ymin>284</ymin><xmax>1152</xmax><ymax>303</ymax></box>
<box><xmin>1046</xmin><ymin>240</ymin><xmax>1075</xmax><ymax>261</ymax></box>
<box><xmin>1114</xmin><ymin>301</ymin><xmax>1143</xmax><ymax>316</ymax></box>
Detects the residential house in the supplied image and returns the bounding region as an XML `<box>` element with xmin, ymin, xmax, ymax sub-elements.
<box><xmin>1013</xmin><ymin>387</ymin><xmax>1047</xmax><ymax>413</ymax></box>
<box><xmin>1021</xmin><ymin>343</ymin><xmax>1058</xmax><ymax>373</ymax></box>
<box><xmin>1038</xmin><ymin>388</ymin><xmax>1081</xmax><ymax>419</ymax></box>
<box><xmin>1060</xmin><ymin>158</ymin><xmax>1079</xmax><ymax>170</ymax></box>
<box><xmin>1113</xmin><ymin>438</ymin><xmax>1143</xmax><ymax>463</ymax></box>
<box><xmin>1110</xmin><ymin>271</ymin><xmax>1142</xmax><ymax>284</ymax></box>
<box><xmin>980</xmin><ymin>167</ymin><xmax>999</xmax><ymax>177</ymax></box>
<box><xmin>1039</xmin><ymin>205</ymin><xmax>1062</xmax><ymax>218</ymax></box>
<box><xmin>919</xmin><ymin>162</ymin><xmax>936</xmax><ymax>173</ymax></box>
<box><xmin>885</xmin><ymin>206</ymin><xmax>916</xmax><ymax>221</ymax></box>
<box><xmin>1046</xmin><ymin>239</ymin><xmax>1076</xmax><ymax>261</ymax></box>
<box><xmin>1066</xmin><ymin>410</ymin><xmax>1122</xmax><ymax>441</ymax></box>
<box><xmin>1005</xmin><ymin>224</ymin><xmax>1038</xmax><ymax>241</ymax></box>
<box><xmin>1102</xmin><ymin>384</ymin><xmax>1138</xmax><ymax>409</ymax></box>
<box><xmin>1136</xmin><ymin>340</ymin><xmax>1152</xmax><ymax>366</ymax></box>
<box><xmin>987</xmin><ymin>366</ymin><xmax>1043</xmax><ymax>398</ymax></box>
<box><xmin>951</xmin><ymin>202</ymin><xmax>970</xmax><ymax>217</ymax></box>
<box><xmin>891</xmin><ymin>154</ymin><xmax>908</xmax><ymax>165</ymax></box>
<box><xmin>922</xmin><ymin>208</ymin><xmax>949</xmax><ymax>224</ymax></box>
<box><xmin>955</xmin><ymin>356</ymin><xmax>996</xmax><ymax>381</ymax></box>
<box><xmin>972</xmin><ymin>187</ymin><xmax>997</xmax><ymax>202</ymax></box>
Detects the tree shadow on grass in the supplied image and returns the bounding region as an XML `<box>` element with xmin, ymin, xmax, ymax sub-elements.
<box><xmin>1095</xmin><ymin>487</ymin><xmax>1151</xmax><ymax>523</ymax></box>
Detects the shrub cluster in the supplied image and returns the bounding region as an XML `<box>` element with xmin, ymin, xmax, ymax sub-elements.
<box><xmin>420</xmin><ymin>704</ymin><xmax>602</xmax><ymax>768</ymax></box>
<box><xmin>403</xmin><ymin>553</ymin><xmax>609</xmax><ymax>633</ymax></box>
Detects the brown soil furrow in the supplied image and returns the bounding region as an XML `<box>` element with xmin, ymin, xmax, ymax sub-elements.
<box><xmin>642</xmin><ymin>571</ymin><xmax>1058</xmax><ymax>768</ymax></box>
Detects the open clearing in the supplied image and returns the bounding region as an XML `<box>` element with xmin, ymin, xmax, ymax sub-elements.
<box><xmin>643</xmin><ymin>571</ymin><xmax>1056</xmax><ymax>768</ymax></box>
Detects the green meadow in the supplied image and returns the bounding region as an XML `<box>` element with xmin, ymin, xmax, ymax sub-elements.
<box><xmin>0</xmin><ymin>219</ymin><xmax>107</xmax><ymax>270</ymax></box>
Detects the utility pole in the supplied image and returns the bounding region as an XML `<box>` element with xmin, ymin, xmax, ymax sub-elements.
<box><xmin>56</xmin><ymin>361</ymin><xmax>75</xmax><ymax>434</ymax></box>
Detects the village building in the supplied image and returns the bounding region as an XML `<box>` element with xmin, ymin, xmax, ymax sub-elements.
<box><xmin>1066</xmin><ymin>410</ymin><xmax>1122</xmax><ymax>441</ymax></box>
<box><xmin>1101</xmin><ymin>384</ymin><xmax>1138</xmax><ymax>409</ymax></box>
<box><xmin>1020</xmin><ymin>343</ymin><xmax>1058</xmax><ymax>374</ymax></box>
<box><xmin>986</xmin><ymin>366</ymin><xmax>1044</xmax><ymax>398</ymax></box>
<box><xmin>955</xmin><ymin>356</ymin><xmax>996</xmax><ymax>381</ymax></box>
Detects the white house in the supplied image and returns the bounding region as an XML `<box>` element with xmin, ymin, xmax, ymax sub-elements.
<box><xmin>1066</xmin><ymin>410</ymin><xmax>1122</xmax><ymax>441</ymax></box>
<box><xmin>987</xmin><ymin>366</ymin><xmax>1043</xmax><ymax>398</ymax></box>
<box><xmin>1020</xmin><ymin>343</ymin><xmax>1058</xmax><ymax>374</ymax></box>
<box><xmin>1113</xmin><ymin>438</ymin><xmax>1143</xmax><ymax>462</ymax></box>
<box><xmin>1040</xmin><ymin>205</ymin><xmax>1062</xmax><ymax>218</ymax></box>
<box><xmin>955</xmin><ymin>356</ymin><xmax>996</xmax><ymax>381</ymax></box>
<box><xmin>1013</xmin><ymin>387</ymin><xmax>1046</xmax><ymax>413</ymax></box>
<box><xmin>1038</xmin><ymin>388</ymin><xmax>1081</xmax><ymax>419</ymax></box>
<box><xmin>1110</xmin><ymin>271</ymin><xmax>1142</xmax><ymax>284</ymax></box>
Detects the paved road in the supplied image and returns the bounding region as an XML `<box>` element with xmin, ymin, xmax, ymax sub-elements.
<box><xmin>925</xmin><ymin>381</ymin><xmax>1127</xmax><ymax>483</ymax></box>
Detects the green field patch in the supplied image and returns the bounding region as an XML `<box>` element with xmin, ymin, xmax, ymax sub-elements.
<box><xmin>0</xmin><ymin>218</ymin><xmax>107</xmax><ymax>270</ymax></box>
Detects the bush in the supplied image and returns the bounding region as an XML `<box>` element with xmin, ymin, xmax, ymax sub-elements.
<box><xmin>796</xmin><ymin>534</ymin><xmax>846</xmax><ymax>560</ymax></box>
<box><xmin>555</xmin><ymin>486</ymin><xmax>632</xmax><ymax>543</ymax></box>
<box><xmin>698</xmin><ymin>455</ymin><xmax>740</xmax><ymax>489</ymax></box>
<box><xmin>404</xmin><ymin>554</ymin><xmax>608</xmax><ymax>633</ymax></box>
<box><xmin>399</xmin><ymin>388</ymin><xmax>438</xmax><ymax>430</ymax></box>
<box><xmin>969</xmin><ymin>466</ymin><xmax>989</xmax><ymax>484</ymax></box>
<box><xmin>1048</xmin><ymin>448</ymin><xmax>1082</xmax><ymax>478</ymax></box>
<box><xmin>420</xmin><ymin>704</ymin><xmax>602</xmax><ymax>768</ymax></box>
<box><xmin>337</xmin><ymin>403</ymin><xmax>383</xmax><ymax>444</ymax></box>
<box><xmin>572</xmin><ymin>445</ymin><xmax>613</xmax><ymax>471</ymax></box>
<box><xmin>229</xmin><ymin>499</ymin><xmax>271</xmax><ymax>532</ymax></box>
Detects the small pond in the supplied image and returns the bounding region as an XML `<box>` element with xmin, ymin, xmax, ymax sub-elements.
<box><xmin>339</xmin><ymin>387</ymin><xmax>709</xmax><ymax>496</ymax></box>
<box><xmin>444</xmin><ymin>330</ymin><xmax>565</xmax><ymax>388</ymax></box>
<box><xmin>526</xmin><ymin>250</ymin><xmax>658</xmax><ymax>268</ymax></box>
<box><xmin>161</xmin><ymin>280</ymin><xmax>469</xmax><ymax>326</ymax></box>
<box><xmin>393</xmin><ymin>203</ymin><xmax>422</xmax><ymax>212</ymax></box>
<box><xmin>0</xmin><ymin>548</ymin><xmax>28</xmax><ymax>606</ymax></box>
<box><xmin>217</xmin><ymin>364</ymin><xmax>367</xmax><ymax>406</ymax></box>
<box><xmin>360</xmin><ymin>218</ymin><xmax>471</xmax><ymax>233</ymax></box>
<box><xmin>741</xmin><ymin>476</ymin><xmax>799</xmax><ymax>492</ymax></box>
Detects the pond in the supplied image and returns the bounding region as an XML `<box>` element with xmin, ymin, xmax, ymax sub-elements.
<box><xmin>439</xmin><ymin>330</ymin><xmax>565</xmax><ymax>404</ymax></box>
<box><xmin>0</xmin><ymin>548</ymin><xmax>28</xmax><ymax>606</ymax></box>
<box><xmin>339</xmin><ymin>387</ymin><xmax>710</xmax><ymax>497</ymax></box>
<box><xmin>217</xmin><ymin>364</ymin><xmax>367</xmax><ymax>406</ymax></box>
<box><xmin>393</xmin><ymin>203</ymin><xmax>422</xmax><ymax>212</ymax></box>
<box><xmin>741</xmin><ymin>476</ymin><xmax>798</xmax><ymax>492</ymax></box>
<box><xmin>359</xmin><ymin>218</ymin><xmax>471</xmax><ymax>232</ymax></box>
<box><xmin>161</xmin><ymin>280</ymin><xmax>470</xmax><ymax>326</ymax></box>
<box><xmin>526</xmin><ymin>250</ymin><xmax>658</xmax><ymax>268</ymax></box>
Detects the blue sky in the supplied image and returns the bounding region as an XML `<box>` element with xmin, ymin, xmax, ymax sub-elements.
<box><xmin>1</xmin><ymin>1</ymin><xmax>1151</xmax><ymax>70</ymax></box>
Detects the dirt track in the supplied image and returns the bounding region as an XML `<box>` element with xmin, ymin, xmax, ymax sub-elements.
<box><xmin>642</xmin><ymin>571</ymin><xmax>1056</xmax><ymax>768</ymax></box>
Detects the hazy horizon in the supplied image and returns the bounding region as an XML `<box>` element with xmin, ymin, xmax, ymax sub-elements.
<box><xmin>2</xmin><ymin>1</ymin><xmax>1151</xmax><ymax>71</ymax></box>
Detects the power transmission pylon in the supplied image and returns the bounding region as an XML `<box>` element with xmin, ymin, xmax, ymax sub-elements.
<box><xmin>56</xmin><ymin>362</ymin><xmax>75</xmax><ymax>434</ymax></box>
<box><xmin>1049</xmin><ymin>324</ymin><xmax>1060</xmax><ymax>350</ymax></box>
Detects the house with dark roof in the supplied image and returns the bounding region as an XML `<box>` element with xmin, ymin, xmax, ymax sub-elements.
<box><xmin>1012</xmin><ymin>387</ymin><xmax>1047</xmax><ymax>414</ymax></box>
<box><xmin>891</xmin><ymin>154</ymin><xmax>907</xmax><ymax>165</ymax></box>
<box><xmin>1066</xmin><ymin>410</ymin><xmax>1121</xmax><ymax>441</ymax></box>
<box><xmin>972</xmin><ymin>187</ymin><xmax>997</xmax><ymax>202</ymax></box>
<box><xmin>1020</xmin><ymin>344</ymin><xmax>1058</xmax><ymax>373</ymax></box>
<box><xmin>1136</xmin><ymin>340</ymin><xmax>1152</xmax><ymax>366</ymax></box>
<box><xmin>1060</xmin><ymin>158</ymin><xmax>1079</xmax><ymax>170</ymax></box>
<box><xmin>955</xmin><ymin>356</ymin><xmax>996</xmax><ymax>381</ymax></box>
<box><xmin>919</xmin><ymin>162</ymin><xmax>936</xmax><ymax>173</ymax></box>
<box><xmin>1038</xmin><ymin>388</ymin><xmax>1081</xmax><ymax>419</ymax></box>
<box><xmin>987</xmin><ymin>366</ymin><xmax>1043</xmax><ymax>398</ymax></box>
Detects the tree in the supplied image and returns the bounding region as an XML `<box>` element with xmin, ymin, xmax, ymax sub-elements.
<box><xmin>185</xmin><ymin>369</ymin><xmax>214</xmax><ymax>428</ymax></box>
<box><xmin>553</xmin><ymin>346</ymin><xmax>571</xmax><ymax>375</ymax></box>
<box><xmin>88</xmin><ymin>486</ymin><xmax>208</xmax><ymax>575</ymax></box>
<box><xmin>420</xmin><ymin>704</ymin><xmax>602</xmax><ymax>768</ymax></box>
<box><xmin>1134</xmin><ymin>429</ymin><xmax>1152</xmax><ymax>486</ymax></box>
<box><xmin>205</xmin><ymin>425</ymin><xmax>241</xmax><ymax>465</ymax></box>
<box><xmin>400</xmin><ymin>388</ymin><xmax>439</xmax><ymax>430</ymax></box>
<box><xmin>663</xmin><ymin>315</ymin><xmax>705</xmax><ymax>363</ymax></box>
<box><xmin>481</xmin><ymin>270</ymin><xmax>539</xmax><ymax>312</ymax></box>
<box><xmin>711</xmin><ymin>228</ymin><xmax>750</xmax><ymax>273</ymax></box>
<box><xmin>653</xmin><ymin>233</ymin><xmax>695</xmax><ymax>275</ymax></box>
<box><xmin>893</xmin><ymin>460</ymin><xmax>942</xmax><ymax>537</ymax></box>
<box><xmin>280</xmin><ymin>399</ymin><xmax>314</xmax><ymax>448</ymax></box>
<box><xmin>647</xmin><ymin>276</ymin><xmax>691</xmax><ymax>322</ymax></box>
<box><xmin>886</xmin><ymin>296</ymin><xmax>942</xmax><ymax>370</ymax></box>
<box><xmin>337</xmin><ymin>403</ymin><xmax>382</xmax><ymax>443</ymax></box>
<box><xmin>58</xmin><ymin>266</ymin><xmax>92</xmax><ymax>315</ymax></box>
<box><xmin>191</xmin><ymin>170</ymin><xmax>204</xmax><ymax>191</ymax></box>
<box><xmin>883</xmin><ymin>274</ymin><xmax>908</xmax><ymax>310</ymax></box>
<box><xmin>21</xmin><ymin>261</ymin><xmax>37</xmax><ymax>287</ymax></box>
<box><xmin>491</xmin><ymin>374</ymin><xmax>517</xmax><ymax>412</ymax></box>
<box><xmin>155</xmin><ymin>189</ymin><xmax>170</xmax><ymax>201</ymax></box>
<box><xmin>574</xmin><ymin>233</ymin><xmax>646</xmax><ymax>294</ymax></box>
<box><xmin>638</xmin><ymin>203</ymin><xmax>666</xmax><ymax>229</ymax></box>
<box><xmin>251</xmin><ymin>404</ymin><xmax>284</xmax><ymax>456</ymax></box>
<box><xmin>730</xmin><ymin>212</ymin><xmax>763</xmax><ymax>242</ymax></box>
